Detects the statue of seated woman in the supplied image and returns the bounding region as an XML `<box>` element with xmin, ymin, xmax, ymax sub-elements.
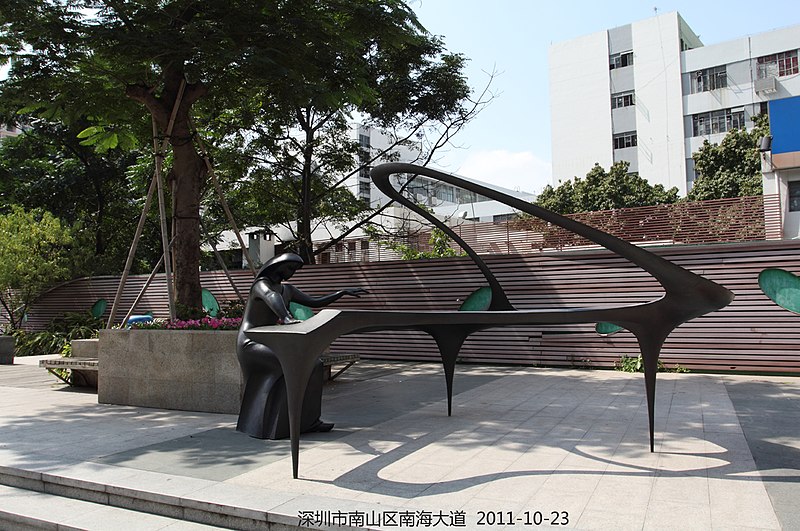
<box><xmin>236</xmin><ymin>252</ymin><xmax>367</xmax><ymax>439</ymax></box>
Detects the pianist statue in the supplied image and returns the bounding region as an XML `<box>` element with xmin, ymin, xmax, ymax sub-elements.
<box><xmin>236</xmin><ymin>252</ymin><xmax>368</xmax><ymax>439</ymax></box>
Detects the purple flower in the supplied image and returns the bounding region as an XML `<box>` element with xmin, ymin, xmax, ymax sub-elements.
<box><xmin>133</xmin><ymin>316</ymin><xmax>242</xmax><ymax>331</ymax></box>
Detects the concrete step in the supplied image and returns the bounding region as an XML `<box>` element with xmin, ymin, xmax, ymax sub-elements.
<box><xmin>0</xmin><ymin>462</ymin><xmax>316</xmax><ymax>531</ymax></box>
<box><xmin>0</xmin><ymin>484</ymin><xmax>220</xmax><ymax>530</ymax></box>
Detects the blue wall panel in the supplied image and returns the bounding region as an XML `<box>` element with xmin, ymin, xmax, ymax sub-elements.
<box><xmin>770</xmin><ymin>96</ymin><xmax>800</xmax><ymax>154</ymax></box>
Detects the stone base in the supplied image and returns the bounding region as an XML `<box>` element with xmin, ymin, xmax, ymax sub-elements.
<box><xmin>97</xmin><ymin>329</ymin><xmax>242</xmax><ymax>414</ymax></box>
<box><xmin>71</xmin><ymin>338</ymin><xmax>99</xmax><ymax>358</ymax></box>
<box><xmin>0</xmin><ymin>336</ymin><xmax>14</xmax><ymax>365</ymax></box>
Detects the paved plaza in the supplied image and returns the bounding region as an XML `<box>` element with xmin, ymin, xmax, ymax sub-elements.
<box><xmin>0</xmin><ymin>356</ymin><xmax>799</xmax><ymax>529</ymax></box>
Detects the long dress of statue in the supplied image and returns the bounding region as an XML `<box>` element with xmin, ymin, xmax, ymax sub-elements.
<box><xmin>236</xmin><ymin>253</ymin><xmax>367</xmax><ymax>439</ymax></box>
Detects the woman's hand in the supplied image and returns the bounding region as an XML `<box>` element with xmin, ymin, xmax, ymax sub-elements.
<box><xmin>341</xmin><ymin>287</ymin><xmax>369</xmax><ymax>298</ymax></box>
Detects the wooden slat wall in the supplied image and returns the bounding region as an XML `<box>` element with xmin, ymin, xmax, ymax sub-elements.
<box><xmin>20</xmin><ymin>240</ymin><xmax>800</xmax><ymax>373</ymax></box>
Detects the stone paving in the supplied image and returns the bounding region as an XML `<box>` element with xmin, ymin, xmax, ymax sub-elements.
<box><xmin>0</xmin><ymin>356</ymin><xmax>796</xmax><ymax>529</ymax></box>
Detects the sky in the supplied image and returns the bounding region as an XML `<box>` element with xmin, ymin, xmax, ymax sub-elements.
<box><xmin>410</xmin><ymin>0</ymin><xmax>800</xmax><ymax>194</ymax></box>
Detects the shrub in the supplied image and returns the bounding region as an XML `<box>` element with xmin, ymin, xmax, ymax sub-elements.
<box><xmin>615</xmin><ymin>354</ymin><xmax>688</xmax><ymax>373</ymax></box>
<box><xmin>13</xmin><ymin>311</ymin><xmax>102</xmax><ymax>357</ymax></box>
<box><xmin>217</xmin><ymin>299</ymin><xmax>245</xmax><ymax>319</ymax></box>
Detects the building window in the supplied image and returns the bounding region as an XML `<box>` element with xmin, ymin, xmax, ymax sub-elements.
<box><xmin>358</xmin><ymin>134</ymin><xmax>370</xmax><ymax>148</ymax></box>
<box><xmin>492</xmin><ymin>213</ymin><xmax>518</xmax><ymax>223</ymax></box>
<box><xmin>692</xmin><ymin>108</ymin><xmax>745</xmax><ymax>136</ymax></box>
<box><xmin>457</xmin><ymin>189</ymin><xmax>477</xmax><ymax>204</ymax></box>
<box><xmin>435</xmin><ymin>184</ymin><xmax>455</xmax><ymax>203</ymax></box>
<box><xmin>691</xmin><ymin>66</ymin><xmax>727</xmax><ymax>93</ymax></box>
<box><xmin>789</xmin><ymin>181</ymin><xmax>800</xmax><ymax>212</ymax></box>
<box><xmin>613</xmin><ymin>131</ymin><xmax>637</xmax><ymax>150</ymax></box>
<box><xmin>358</xmin><ymin>180</ymin><xmax>370</xmax><ymax>201</ymax></box>
<box><xmin>609</xmin><ymin>51</ymin><xmax>633</xmax><ymax>70</ymax></box>
<box><xmin>757</xmin><ymin>50</ymin><xmax>799</xmax><ymax>79</ymax></box>
<box><xmin>611</xmin><ymin>91</ymin><xmax>635</xmax><ymax>109</ymax></box>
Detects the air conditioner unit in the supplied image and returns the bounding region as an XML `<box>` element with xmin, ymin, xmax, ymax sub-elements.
<box><xmin>755</xmin><ymin>76</ymin><xmax>777</xmax><ymax>94</ymax></box>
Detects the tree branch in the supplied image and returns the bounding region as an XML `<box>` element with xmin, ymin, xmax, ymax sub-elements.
<box><xmin>125</xmin><ymin>84</ymin><xmax>169</xmax><ymax>129</ymax></box>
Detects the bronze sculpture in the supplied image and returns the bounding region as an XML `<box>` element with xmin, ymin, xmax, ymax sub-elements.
<box><xmin>245</xmin><ymin>162</ymin><xmax>735</xmax><ymax>478</ymax></box>
<box><xmin>236</xmin><ymin>252</ymin><xmax>366</xmax><ymax>439</ymax></box>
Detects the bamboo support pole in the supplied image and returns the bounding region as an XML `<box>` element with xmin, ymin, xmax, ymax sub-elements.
<box><xmin>189</xmin><ymin>116</ymin><xmax>257</xmax><ymax>275</ymax></box>
<box><xmin>106</xmin><ymin>80</ymin><xmax>186</xmax><ymax>327</ymax></box>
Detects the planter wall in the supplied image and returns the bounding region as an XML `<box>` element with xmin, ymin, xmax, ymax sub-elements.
<box><xmin>71</xmin><ymin>338</ymin><xmax>99</xmax><ymax>359</ymax></box>
<box><xmin>97</xmin><ymin>329</ymin><xmax>242</xmax><ymax>414</ymax></box>
<box><xmin>0</xmin><ymin>335</ymin><xmax>14</xmax><ymax>365</ymax></box>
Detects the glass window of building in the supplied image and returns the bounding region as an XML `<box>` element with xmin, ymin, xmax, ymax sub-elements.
<box><xmin>691</xmin><ymin>66</ymin><xmax>727</xmax><ymax>93</ymax></box>
<box><xmin>609</xmin><ymin>51</ymin><xmax>634</xmax><ymax>70</ymax></box>
<box><xmin>692</xmin><ymin>108</ymin><xmax>744</xmax><ymax>136</ymax></box>
<box><xmin>789</xmin><ymin>181</ymin><xmax>800</xmax><ymax>212</ymax></box>
<box><xmin>492</xmin><ymin>213</ymin><xmax>518</xmax><ymax>223</ymax></box>
<box><xmin>757</xmin><ymin>50</ymin><xmax>799</xmax><ymax>78</ymax></box>
<box><xmin>611</xmin><ymin>91</ymin><xmax>635</xmax><ymax>109</ymax></box>
<box><xmin>358</xmin><ymin>180</ymin><xmax>370</xmax><ymax>201</ymax></box>
<box><xmin>612</xmin><ymin>131</ymin><xmax>637</xmax><ymax>150</ymax></box>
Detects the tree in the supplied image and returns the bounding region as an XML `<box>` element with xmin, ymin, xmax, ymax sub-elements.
<box><xmin>0</xmin><ymin>120</ymin><xmax>162</xmax><ymax>275</ymax></box>
<box><xmin>536</xmin><ymin>161</ymin><xmax>679</xmax><ymax>214</ymax></box>
<box><xmin>206</xmin><ymin>16</ymin><xmax>479</xmax><ymax>264</ymax></box>
<box><xmin>0</xmin><ymin>0</ymin><xmax>470</xmax><ymax>311</ymax></box>
<box><xmin>0</xmin><ymin>207</ymin><xmax>79</xmax><ymax>331</ymax></box>
<box><xmin>687</xmin><ymin>114</ymin><xmax>769</xmax><ymax>201</ymax></box>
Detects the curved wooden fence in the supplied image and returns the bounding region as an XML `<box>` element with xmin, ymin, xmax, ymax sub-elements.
<box><xmin>20</xmin><ymin>240</ymin><xmax>800</xmax><ymax>374</ymax></box>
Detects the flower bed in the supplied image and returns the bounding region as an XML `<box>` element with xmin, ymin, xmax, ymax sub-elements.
<box><xmin>132</xmin><ymin>316</ymin><xmax>242</xmax><ymax>331</ymax></box>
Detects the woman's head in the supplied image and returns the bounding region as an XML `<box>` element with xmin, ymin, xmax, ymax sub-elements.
<box><xmin>256</xmin><ymin>253</ymin><xmax>304</xmax><ymax>281</ymax></box>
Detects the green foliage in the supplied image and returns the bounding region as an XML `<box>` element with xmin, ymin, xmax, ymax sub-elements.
<box><xmin>217</xmin><ymin>299</ymin><xmax>245</xmax><ymax>319</ymax></box>
<box><xmin>615</xmin><ymin>354</ymin><xmax>688</xmax><ymax>373</ymax></box>
<box><xmin>0</xmin><ymin>0</ymin><xmax>476</xmax><ymax>290</ymax></box>
<box><xmin>384</xmin><ymin>227</ymin><xmax>464</xmax><ymax>260</ymax></box>
<box><xmin>0</xmin><ymin>120</ymin><xmax>160</xmax><ymax>276</ymax></box>
<box><xmin>12</xmin><ymin>311</ymin><xmax>102</xmax><ymax>357</ymax></box>
<box><xmin>687</xmin><ymin>114</ymin><xmax>769</xmax><ymax>201</ymax></box>
<box><xmin>0</xmin><ymin>207</ymin><xmax>80</xmax><ymax>331</ymax></box>
<box><xmin>174</xmin><ymin>303</ymin><xmax>209</xmax><ymax>321</ymax></box>
<box><xmin>538</xmin><ymin>162</ymin><xmax>679</xmax><ymax>214</ymax></box>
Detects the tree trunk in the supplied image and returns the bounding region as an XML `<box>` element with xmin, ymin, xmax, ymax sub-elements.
<box><xmin>297</xmin><ymin>122</ymin><xmax>315</xmax><ymax>265</ymax></box>
<box><xmin>170</xmin><ymin>117</ymin><xmax>205</xmax><ymax>312</ymax></box>
<box><xmin>126</xmin><ymin>68</ymin><xmax>208</xmax><ymax>315</ymax></box>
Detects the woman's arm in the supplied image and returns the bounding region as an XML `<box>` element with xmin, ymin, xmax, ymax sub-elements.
<box><xmin>286</xmin><ymin>285</ymin><xmax>368</xmax><ymax>309</ymax></box>
<box><xmin>252</xmin><ymin>280</ymin><xmax>301</xmax><ymax>324</ymax></box>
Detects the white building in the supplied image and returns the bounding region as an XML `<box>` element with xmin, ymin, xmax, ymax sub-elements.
<box><xmin>549</xmin><ymin>12</ymin><xmax>800</xmax><ymax>195</ymax></box>
<box><xmin>347</xmin><ymin>124</ymin><xmax>533</xmax><ymax>224</ymax></box>
<box><xmin>0</xmin><ymin>124</ymin><xmax>23</xmax><ymax>140</ymax></box>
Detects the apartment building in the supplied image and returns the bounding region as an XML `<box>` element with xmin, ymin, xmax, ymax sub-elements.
<box><xmin>549</xmin><ymin>11</ymin><xmax>800</xmax><ymax>195</ymax></box>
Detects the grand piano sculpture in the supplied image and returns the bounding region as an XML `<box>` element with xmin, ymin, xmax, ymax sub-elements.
<box><xmin>245</xmin><ymin>162</ymin><xmax>734</xmax><ymax>478</ymax></box>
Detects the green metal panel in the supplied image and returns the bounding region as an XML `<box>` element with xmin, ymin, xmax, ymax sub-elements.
<box><xmin>758</xmin><ymin>268</ymin><xmax>800</xmax><ymax>314</ymax></box>
<box><xmin>289</xmin><ymin>302</ymin><xmax>314</xmax><ymax>321</ymax></box>
<box><xmin>458</xmin><ymin>287</ymin><xmax>492</xmax><ymax>312</ymax></box>
<box><xmin>595</xmin><ymin>322</ymin><xmax>623</xmax><ymax>335</ymax></box>
<box><xmin>90</xmin><ymin>299</ymin><xmax>108</xmax><ymax>319</ymax></box>
<box><xmin>201</xmin><ymin>288</ymin><xmax>220</xmax><ymax>317</ymax></box>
